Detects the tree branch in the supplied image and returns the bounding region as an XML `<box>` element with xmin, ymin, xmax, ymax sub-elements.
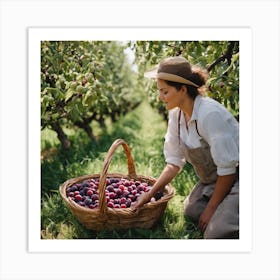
<box><xmin>207</xmin><ymin>41</ymin><xmax>237</xmax><ymax>72</ymax></box>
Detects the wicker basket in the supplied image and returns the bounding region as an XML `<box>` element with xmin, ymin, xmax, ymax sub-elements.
<box><xmin>59</xmin><ymin>139</ymin><xmax>174</xmax><ymax>231</ymax></box>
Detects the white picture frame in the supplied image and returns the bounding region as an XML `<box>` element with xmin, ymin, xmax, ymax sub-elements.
<box><xmin>1</xmin><ymin>1</ymin><xmax>279</xmax><ymax>279</ymax></box>
<box><xmin>29</xmin><ymin>27</ymin><xmax>252</xmax><ymax>253</ymax></box>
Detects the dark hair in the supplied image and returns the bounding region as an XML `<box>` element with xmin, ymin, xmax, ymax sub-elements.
<box><xmin>165</xmin><ymin>66</ymin><xmax>208</xmax><ymax>99</ymax></box>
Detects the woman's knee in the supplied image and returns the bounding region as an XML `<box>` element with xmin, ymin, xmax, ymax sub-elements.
<box><xmin>204</xmin><ymin>217</ymin><xmax>239</xmax><ymax>239</ymax></box>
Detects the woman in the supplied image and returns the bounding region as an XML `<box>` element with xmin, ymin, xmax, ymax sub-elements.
<box><xmin>132</xmin><ymin>56</ymin><xmax>239</xmax><ymax>239</ymax></box>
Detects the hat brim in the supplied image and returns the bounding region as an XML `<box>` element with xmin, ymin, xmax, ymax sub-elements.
<box><xmin>144</xmin><ymin>67</ymin><xmax>158</xmax><ymax>78</ymax></box>
<box><xmin>144</xmin><ymin>68</ymin><xmax>199</xmax><ymax>88</ymax></box>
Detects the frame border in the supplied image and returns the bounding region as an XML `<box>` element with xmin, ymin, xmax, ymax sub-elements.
<box><xmin>29</xmin><ymin>26</ymin><xmax>252</xmax><ymax>253</ymax></box>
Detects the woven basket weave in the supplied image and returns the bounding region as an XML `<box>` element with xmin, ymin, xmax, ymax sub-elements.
<box><xmin>59</xmin><ymin>139</ymin><xmax>174</xmax><ymax>231</ymax></box>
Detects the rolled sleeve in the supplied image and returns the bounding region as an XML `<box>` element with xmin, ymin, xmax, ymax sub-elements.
<box><xmin>218</xmin><ymin>166</ymin><xmax>237</xmax><ymax>176</ymax></box>
<box><xmin>163</xmin><ymin>109</ymin><xmax>186</xmax><ymax>170</ymax></box>
<box><xmin>210</xmin><ymin>134</ymin><xmax>239</xmax><ymax>175</ymax></box>
<box><xmin>164</xmin><ymin>138</ymin><xmax>186</xmax><ymax>170</ymax></box>
<box><xmin>201</xmin><ymin>111</ymin><xmax>239</xmax><ymax>176</ymax></box>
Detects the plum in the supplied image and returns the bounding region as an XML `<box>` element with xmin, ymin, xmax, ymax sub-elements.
<box><xmin>106</xmin><ymin>185</ymin><xmax>114</xmax><ymax>192</ymax></box>
<box><xmin>91</xmin><ymin>194</ymin><xmax>98</xmax><ymax>201</ymax></box>
<box><xmin>87</xmin><ymin>189</ymin><xmax>94</xmax><ymax>196</ymax></box>
<box><xmin>109</xmin><ymin>192</ymin><xmax>116</xmax><ymax>199</ymax></box>
<box><xmin>115</xmin><ymin>188</ymin><xmax>122</xmax><ymax>196</ymax></box>
<box><xmin>75</xmin><ymin>194</ymin><xmax>83</xmax><ymax>201</ymax></box>
<box><xmin>82</xmin><ymin>182</ymin><xmax>89</xmax><ymax>188</ymax></box>
<box><xmin>84</xmin><ymin>198</ymin><xmax>92</xmax><ymax>206</ymax></box>
<box><xmin>78</xmin><ymin>201</ymin><xmax>85</xmax><ymax>206</ymax></box>
<box><xmin>107</xmin><ymin>201</ymin><xmax>114</xmax><ymax>208</ymax></box>
<box><xmin>123</xmin><ymin>190</ymin><xmax>130</xmax><ymax>197</ymax></box>
<box><xmin>120</xmin><ymin>197</ymin><xmax>126</xmax><ymax>204</ymax></box>
<box><xmin>124</xmin><ymin>181</ymin><xmax>131</xmax><ymax>187</ymax></box>
<box><xmin>154</xmin><ymin>192</ymin><xmax>163</xmax><ymax>200</ymax></box>
<box><xmin>89</xmin><ymin>182</ymin><xmax>97</xmax><ymax>188</ymax></box>
<box><xmin>126</xmin><ymin>199</ymin><xmax>131</xmax><ymax>207</ymax></box>
<box><xmin>109</xmin><ymin>178</ymin><xmax>116</xmax><ymax>184</ymax></box>
<box><xmin>69</xmin><ymin>185</ymin><xmax>78</xmax><ymax>192</ymax></box>
<box><xmin>128</xmin><ymin>194</ymin><xmax>135</xmax><ymax>201</ymax></box>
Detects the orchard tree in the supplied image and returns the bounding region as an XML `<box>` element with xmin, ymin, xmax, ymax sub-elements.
<box><xmin>130</xmin><ymin>41</ymin><xmax>239</xmax><ymax>121</ymax></box>
<box><xmin>41</xmin><ymin>41</ymin><xmax>142</xmax><ymax>149</ymax></box>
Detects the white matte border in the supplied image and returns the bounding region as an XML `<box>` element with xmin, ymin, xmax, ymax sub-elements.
<box><xmin>28</xmin><ymin>27</ymin><xmax>252</xmax><ymax>253</ymax></box>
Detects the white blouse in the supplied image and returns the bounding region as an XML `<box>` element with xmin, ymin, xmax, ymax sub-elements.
<box><xmin>164</xmin><ymin>95</ymin><xmax>239</xmax><ymax>176</ymax></box>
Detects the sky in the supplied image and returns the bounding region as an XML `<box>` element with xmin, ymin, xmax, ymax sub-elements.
<box><xmin>124</xmin><ymin>45</ymin><xmax>138</xmax><ymax>73</ymax></box>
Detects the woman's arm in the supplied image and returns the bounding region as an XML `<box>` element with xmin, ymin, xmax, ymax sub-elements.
<box><xmin>132</xmin><ymin>163</ymin><xmax>180</xmax><ymax>210</ymax></box>
<box><xmin>198</xmin><ymin>173</ymin><xmax>237</xmax><ymax>231</ymax></box>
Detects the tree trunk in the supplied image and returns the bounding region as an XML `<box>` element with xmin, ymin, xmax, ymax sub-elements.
<box><xmin>75</xmin><ymin>121</ymin><xmax>97</xmax><ymax>142</ymax></box>
<box><xmin>97</xmin><ymin>116</ymin><xmax>106</xmax><ymax>128</ymax></box>
<box><xmin>51</xmin><ymin>122</ymin><xmax>71</xmax><ymax>149</ymax></box>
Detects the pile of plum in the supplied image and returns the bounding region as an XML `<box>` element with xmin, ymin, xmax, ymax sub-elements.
<box><xmin>66</xmin><ymin>177</ymin><xmax>163</xmax><ymax>209</ymax></box>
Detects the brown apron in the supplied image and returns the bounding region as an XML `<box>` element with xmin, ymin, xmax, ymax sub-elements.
<box><xmin>183</xmin><ymin>136</ymin><xmax>239</xmax><ymax>239</ymax></box>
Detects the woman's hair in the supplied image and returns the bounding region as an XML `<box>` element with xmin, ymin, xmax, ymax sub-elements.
<box><xmin>165</xmin><ymin>65</ymin><xmax>208</xmax><ymax>99</ymax></box>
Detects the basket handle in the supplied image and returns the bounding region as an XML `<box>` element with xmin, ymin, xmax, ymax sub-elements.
<box><xmin>98</xmin><ymin>139</ymin><xmax>137</xmax><ymax>215</ymax></box>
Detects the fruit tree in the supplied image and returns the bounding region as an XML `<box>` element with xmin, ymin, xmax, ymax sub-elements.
<box><xmin>129</xmin><ymin>41</ymin><xmax>239</xmax><ymax>121</ymax></box>
<box><xmin>41</xmin><ymin>41</ymin><xmax>142</xmax><ymax>149</ymax></box>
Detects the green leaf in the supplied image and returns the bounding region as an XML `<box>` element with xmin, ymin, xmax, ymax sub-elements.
<box><xmin>65</xmin><ymin>89</ymin><xmax>75</xmax><ymax>102</ymax></box>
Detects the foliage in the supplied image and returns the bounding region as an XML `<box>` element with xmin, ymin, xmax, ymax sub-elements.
<box><xmin>129</xmin><ymin>41</ymin><xmax>239</xmax><ymax>120</ymax></box>
<box><xmin>41</xmin><ymin>41</ymin><xmax>142</xmax><ymax>148</ymax></box>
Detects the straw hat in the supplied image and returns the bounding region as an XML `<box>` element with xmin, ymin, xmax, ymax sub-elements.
<box><xmin>144</xmin><ymin>56</ymin><xmax>199</xmax><ymax>88</ymax></box>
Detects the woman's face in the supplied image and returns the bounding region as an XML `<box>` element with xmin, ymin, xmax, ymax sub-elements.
<box><xmin>157</xmin><ymin>79</ymin><xmax>186</xmax><ymax>110</ymax></box>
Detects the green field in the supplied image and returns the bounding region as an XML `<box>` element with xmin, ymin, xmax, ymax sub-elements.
<box><xmin>41</xmin><ymin>100</ymin><xmax>202</xmax><ymax>239</ymax></box>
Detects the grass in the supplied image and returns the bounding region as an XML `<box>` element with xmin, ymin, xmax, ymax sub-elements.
<box><xmin>41</xmin><ymin>100</ymin><xmax>202</xmax><ymax>239</ymax></box>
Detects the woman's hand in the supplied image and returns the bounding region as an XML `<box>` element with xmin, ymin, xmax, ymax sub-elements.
<box><xmin>131</xmin><ymin>164</ymin><xmax>179</xmax><ymax>211</ymax></box>
<box><xmin>198</xmin><ymin>205</ymin><xmax>216</xmax><ymax>232</ymax></box>
<box><xmin>131</xmin><ymin>192</ymin><xmax>152</xmax><ymax>211</ymax></box>
<box><xmin>198</xmin><ymin>173</ymin><xmax>237</xmax><ymax>232</ymax></box>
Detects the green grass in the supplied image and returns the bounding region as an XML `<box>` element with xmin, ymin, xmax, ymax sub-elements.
<box><xmin>41</xmin><ymin>100</ymin><xmax>202</xmax><ymax>239</ymax></box>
